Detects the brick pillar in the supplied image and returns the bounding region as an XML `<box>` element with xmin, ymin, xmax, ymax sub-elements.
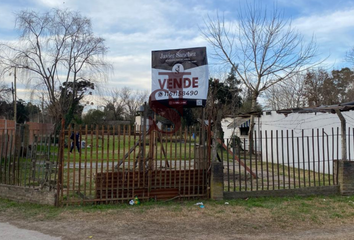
<box><xmin>335</xmin><ymin>160</ymin><xmax>354</xmax><ymax>195</ymax></box>
<box><xmin>210</xmin><ymin>162</ymin><xmax>224</xmax><ymax>200</ymax></box>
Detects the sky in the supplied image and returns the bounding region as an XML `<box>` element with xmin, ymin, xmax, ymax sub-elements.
<box><xmin>1</xmin><ymin>0</ymin><xmax>354</xmax><ymax>108</ymax></box>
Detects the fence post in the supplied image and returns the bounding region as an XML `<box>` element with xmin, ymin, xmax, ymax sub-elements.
<box><xmin>210</xmin><ymin>161</ymin><xmax>224</xmax><ymax>200</ymax></box>
<box><xmin>335</xmin><ymin>160</ymin><xmax>354</xmax><ymax>195</ymax></box>
<box><xmin>55</xmin><ymin>119</ymin><xmax>65</xmax><ymax>206</ymax></box>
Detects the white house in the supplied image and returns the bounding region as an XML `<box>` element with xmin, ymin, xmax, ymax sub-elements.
<box><xmin>222</xmin><ymin>106</ymin><xmax>354</xmax><ymax>174</ymax></box>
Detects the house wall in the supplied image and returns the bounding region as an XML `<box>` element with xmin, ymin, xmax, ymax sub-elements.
<box><xmin>221</xmin><ymin>117</ymin><xmax>235</xmax><ymax>139</ymax></box>
<box><xmin>222</xmin><ymin>110</ymin><xmax>354</xmax><ymax>174</ymax></box>
<box><xmin>135</xmin><ymin>115</ymin><xmax>148</xmax><ymax>132</ymax></box>
<box><xmin>0</xmin><ymin>120</ymin><xmax>55</xmax><ymax>158</ymax></box>
<box><xmin>257</xmin><ymin>111</ymin><xmax>354</xmax><ymax>174</ymax></box>
<box><xmin>222</xmin><ymin>117</ymin><xmax>258</xmax><ymax>151</ymax></box>
<box><xmin>135</xmin><ymin>115</ymin><xmax>163</xmax><ymax>133</ymax></box>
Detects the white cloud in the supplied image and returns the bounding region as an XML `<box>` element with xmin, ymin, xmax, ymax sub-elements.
<box><xmin>294</xmin><ymin>9</ymin><xmax>354</xmax><ymax>36</ymax></box>
<box><xmin>292</xmin><ymin>8</ymin><xmax>354</xmax><ymax>68</ymax></box>
<box><xmin>3</xmin><ymin>0</ymin><xmax>354</xmax><ymax>103</ymax></box>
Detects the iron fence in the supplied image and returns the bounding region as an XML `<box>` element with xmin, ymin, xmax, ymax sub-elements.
<box><xmin>0</xmin><ymin>124</ymin><xmax>58</xmax><ymax>189</ymax></box>
<box><xmin>222</xmin><ymin>128</ymin><xmax>346</xmax><ymax>192</ymax></box>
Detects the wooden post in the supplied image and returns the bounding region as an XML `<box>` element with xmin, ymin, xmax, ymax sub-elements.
<box><xmin>212</xmin><ymin>109</ymin><xmax>222</xmax><ymax>162</ymax></box>
<box><xmin>335</xmin><ymin>109</ymin><xmax>347</xmax><ymax>161</ymax></box>
<box><xmin>201</xmin><ymin>108</ymin><xmax>205</xmax><ymax>146</ymax></box>
<box><xmin>56</xmin><ymin>119</ymin><xmax>65</xmax><ymax>206</ymax></box>
<box><xmin>142</xmin><ymin>102</ymin><xmax>147</xmax><ymax>170</ymax></box>
<box><xmin>149</xmin><ymin>113</ymin><xmax>156</xmax><ymax>171</ymax></box>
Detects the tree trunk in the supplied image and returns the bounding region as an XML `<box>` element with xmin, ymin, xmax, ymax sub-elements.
<box><xmin>248</xmin><ymin>92</ymin><xmax>258</xmax><ymax>153</ymax></box>
<box><xmin>212</xmin><ymin>109</ymin><xmax>223</xmax><ymax>162</ymax></box>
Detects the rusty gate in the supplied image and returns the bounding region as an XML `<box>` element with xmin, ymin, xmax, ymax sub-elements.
<box><xmin>56</xmin><ymin>122</ymin><xmax>211</xmax><ymax>205</ymax></box>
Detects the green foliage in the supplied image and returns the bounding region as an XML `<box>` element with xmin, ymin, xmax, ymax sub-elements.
<box><xmin>82</xmin><ymin>109</ymin><xmax>106</xmax><ymax>125</ymax></box>
<box><xmin>207</xmin><ymin>66</ymin><xmax>243</xmax><ymax>119</ymax></box>
<box><xmin>239</xmin><ymin>89</ymin><xmax>262</xmax><ymax>113</ymax></box>
<box><xmin>225</xmin><ymin>66</ymin><xmax>242</xmax><ymax>111</ymax></box>
<box><xmin>0</xmin><ymin>100</ymin><xmax>41</xmax><ymax>123</ymax></box>
<box><xmin>304</xmin><ymin>67</ymin><xmax>354</xmax><ymax>106</ymax></box>
<box><xmin>61</xmin><ymin>80</ymin><xmax>94</xmax><ymax>126</ymax></box>
<box><xmin>181</xmin><ymin>108</ymin><xmax>197</xmax><ymax>127</ymax></box>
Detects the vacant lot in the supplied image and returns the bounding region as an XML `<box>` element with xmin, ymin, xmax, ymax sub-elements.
<box><xmin>1</xmin><ymin>195</ymin><xmax>354</xmax><ymax>239</ymax></box>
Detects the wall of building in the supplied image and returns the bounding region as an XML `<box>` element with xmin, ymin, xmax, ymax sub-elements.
<box><xmin>222</xmin><ymin>110</ymin><xmax>354</xmax><ymax>174</ymax></box>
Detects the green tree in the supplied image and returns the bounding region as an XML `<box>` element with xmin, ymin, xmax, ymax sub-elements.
<box><xmin>0</xmin><ymin>100</ymin><xmax>41</xmax><ymax>123</ymax></box>
<box><xmin>59</xmin><ymin>80</ymin><xmax>94</xmax><ymax>125</ymax></box>
<box><xmin>330</xmin><ymin>68</ymin><xmax>354</xmax><ymax>103</ymax></box>
<box><xmin>303</xmin><ymin>68</ymin><xmax>354</xmax><ymax>107</ymax></box>
<box><xmin>239</xmin><ymin>89</ymin><xmax>262</xmax><ymax>113</ymax></box>
<box><xmin>0</xmin><ymin>80</ymin><xmax>11</xmax><ymax>102</ymax></box>
<box><xmin>303</xmin><ymin>68</ymin><xmax>329</xmax><ymax>106</ymax></box>
<box><xmin>82</xmin><ymin>109</ymin><xmax>106</xmax><ymax>125</ymax></box>
<box><xmin>224</xmin><ymin>66</ymin><xmax>242</xmax><ymax>115</ymax></box>
<box><xmin>0</xmin><ymin>101</ymin><xmax>13</xmax><ymax>119</ymax></box>
<box><xmin>181</xmin><ymin>108</ymin><xmax>197</xmax><ymax>127</ymax></box>
<box><xmin>25</xmin><ymin>102</ymin><xmax>41</xmax><ymax>122</ymax></box>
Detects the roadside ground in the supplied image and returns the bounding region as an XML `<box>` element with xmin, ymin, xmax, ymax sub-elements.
<box><xmin>1</xmin><ymin>195</ymin><xmax>354</xmax><ymax>239</ymax></box>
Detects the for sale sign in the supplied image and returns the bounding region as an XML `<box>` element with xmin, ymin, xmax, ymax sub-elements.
<box><xmin>151</xmin><ymin>47</ymin><xmax>209</xmax><ymax>108</ymax></box>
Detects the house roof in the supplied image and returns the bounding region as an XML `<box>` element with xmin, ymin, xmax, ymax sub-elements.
<box><xmin>227</xmin><ymin>117</ymin><xmax>250</xmax><ymax>129</ymax></box>
<box><xmin>276</xmin><ymin>101</ymin><xmax>354</xmax><ymax>115</ymax></box>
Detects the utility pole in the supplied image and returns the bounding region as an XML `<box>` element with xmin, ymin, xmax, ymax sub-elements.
<box><xmin>14</xmin><ymin>67</ymin><xmax>17</xmax><ymax>124</ymax></box>
<box><xmin>11</xmin><ymin>67</ymin><xmax>17</xmax><ymax>123</ymax></box>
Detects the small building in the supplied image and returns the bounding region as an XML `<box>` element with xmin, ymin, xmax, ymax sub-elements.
<box><xmin>222</xmin><ymin>102</ymin><xmax>354</xmax><ymax>174</ymax></box>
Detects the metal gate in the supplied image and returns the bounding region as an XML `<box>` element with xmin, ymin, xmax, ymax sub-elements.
<box><xmin>57</xmin><ymin>122</ymin><xmax>211</xmax><ymax>205</ymax></box>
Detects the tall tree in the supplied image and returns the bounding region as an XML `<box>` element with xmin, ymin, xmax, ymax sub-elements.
<box><xmin>0</xmin><ymin>100</ymin><xmax>41</xmax><ymax>123</ymax></box>
<box><xmin>224</xmin><ymin>66</ymin><xmax>242</xmax><ymax>115</ymax></box>
<box><xmin>239</xmin><ymin>89</ymin><xmax>262</xmax><ymax>113</ymax></box>
<box><xmin>0</xmin><ymin>80</ymin><xmax>11</xmax><ymax>102</ymax></box>
<box><xmin>104</xmin><ymin>87</ymin><xmax>148</xmax><ymax>122</ymax></box>
<box><xmin>330</xmin><ymin>68</ymin><xmax>354</xmax><ymax>103</ymax></box>
<box><xmin>206</xmin><ymin>66</ymin><xmax>242</xmax><ymax>118</ymax></box>
<box><xmin>0</xmin><ymin>9</ymin><xmax>111</xmax><ymax>126</ymax></box>
<box><xmin>264</xmin><ymin>73</ymin><xmax>307</xmax><ymax>110</ymax></box>
<box><xmin>59</xmin><ymin>80</ymin><xmax>94</xmax><ymax>124</ymax></box>
<box><xmin>202</xmin><ymin>2</ymin><xmax>318</xmax><ymax>150</ymax></box>
<box><xmin>82</xmin><ymin>109</ymin><xmax>106</xmax><ymax>126</ymax></box>
<box><xmin>303</xmin><ymin>68</ymin><xmax>336</xmax><ymax>106</ymax></box>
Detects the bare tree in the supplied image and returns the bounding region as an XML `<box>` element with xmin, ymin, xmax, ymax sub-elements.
<box><xmin>0</xmin><ymin>9</ymin><xmax>111</xmax><ymax>125</ymax></box>
<box><xmin>104</xmin><ymin>87</ymin><xmax>149</xmax><ymax>122</ymax></box>
<box><xmin>264</xmin><ymin>73</ymin><xmax>307</xmax><ymax>110</ymax></box>
<box><xmin>120</xmin><ymin>87</ymin><xmax>149</xmax><ymax>121</ymax></box>
<box><xmin>202</xmin><ymin>2</ymin><xmax>318</xmax><ymax>150</ymax></box>
<box><xmin>0</xmin><ymin>79</ymin><xmax>11</xmax><ymax>102</ymax></box>
<box><xmin>104</xmin><ymin>88</ymin><xmax>126</xmax><ymax>121</ymax></box>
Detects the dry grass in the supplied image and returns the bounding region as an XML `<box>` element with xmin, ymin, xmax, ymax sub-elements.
<box><xmin>1</xmin><ymin>195</ymin><xmax>354</xmax><ymax>239</ymax></box>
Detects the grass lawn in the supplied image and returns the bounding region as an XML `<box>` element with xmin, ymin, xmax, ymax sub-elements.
<box><xmin>1</xmin><ymin>195</ymin><xmax>354</xmax><ymax>239</ymax></box>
